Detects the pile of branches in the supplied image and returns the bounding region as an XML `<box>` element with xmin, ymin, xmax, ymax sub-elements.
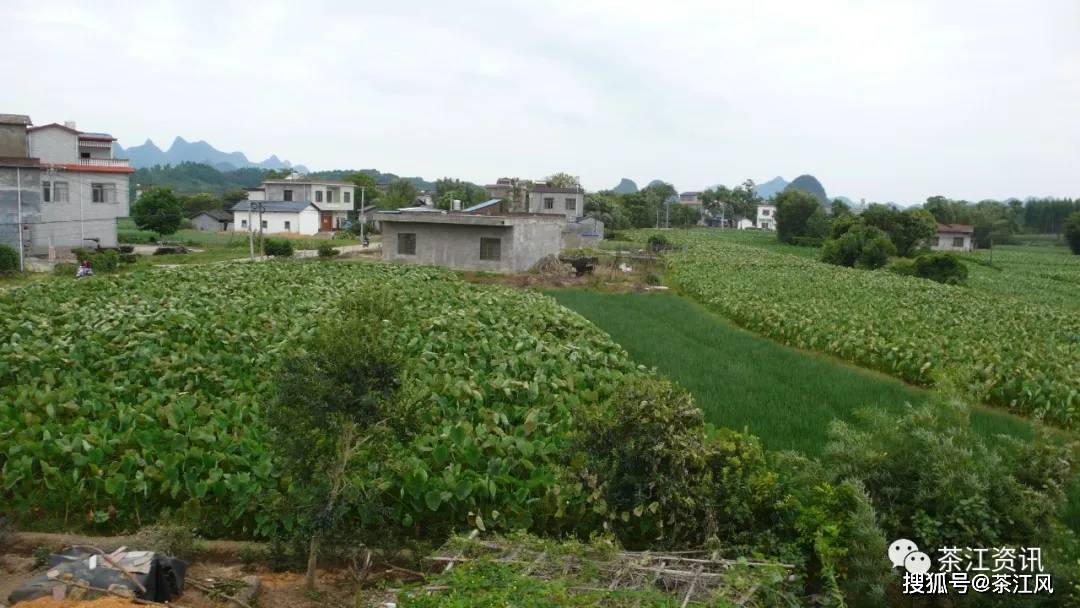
<box><xmin>411</xmin><ymin>533</ymin><xmax>796</xmax><ymax>607</ymax></box>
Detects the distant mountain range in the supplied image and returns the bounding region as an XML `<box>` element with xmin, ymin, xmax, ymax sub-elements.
<box><xmin>611</xmin><ymin>178</ymin><xmax>638</xmax><ymax>194</ymax></box>
<box><xmin>752</xmin><ymin>176</ymin><xmax>788</xmax><ymax>199</ymax></box>
<box><xmin>114</xmin><ymin>137</ymin><xmax>308</xmax><ymax>173</ymax></box>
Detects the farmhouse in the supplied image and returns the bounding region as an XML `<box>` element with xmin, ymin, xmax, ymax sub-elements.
<box><xmin>375</xmin><ymin>210</ymin><xmax>566</xmax><ymax>273</ymax></box>
<box><xmin>189</xmin><ymin>209</ymin><xmax>232</xmax><ymax>231</ymax></box>
<box><xmin>230</xmin><ymin>177</ymin><xmax>356</xmax><ymax>235</ymax></box>
<box><xmin>230</xmin><ymin>200</ymin><xmax>320</xmax><ymax>234</ymax></box>
<box><xmin>931</xmin><ymin>223</ymin><xmax>974</xmax><ymax>252</ymax></box>
<box><xmin>756</xmin><ymin>204</ymin><xmax>777</xmax><ymax>230</ymax></box>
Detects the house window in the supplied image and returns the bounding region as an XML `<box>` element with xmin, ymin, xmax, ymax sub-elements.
<box><xmin>261</xmin><ymin>220</ymin><xmax>268</xmax><ymax>229</ymax></box>
<box><xmin>327</xmin><ymin>190</ymin><xmax>335</xmax><ymax>203</ymax></box>
<box><xmin>952</xmin><ymin>237</ymin><xmax>964</xmax><ymax>248</ymax></box>
<box><xmin>932</xmin><ymin>237</ymin><xmax>940</xmax><ymax>247</ymax></box>
<box><xmin>479</xmin><ymin>237</ymin><xmax>501</xmax><ymax>261</ymax></box>
<box><xmin>80</xmin><ymin>152</ymin><xmax>90</xmax><ymax>159</ymax></box>
<box><xmin>565</xmin><ymin>197</ymin><xmax>576</xmax><ymax>211</ymax></box>
<box><xmin>241</xmin><ymin>219</ymin><xmax>248</xmax><ymax>228</ymax></box>
<box><xmin>284</xmin><ymin>221</ymin><xmax>291</xmax><ymax>231</ymax></box>
<box><xmin>762</xmin><ymin>209</ymin><xmax>770</xmax><ymax>216</ymax></box>
<box><xmin>91</xmin><ymin>183</ymin><xmax>115</xmax><ymax>203</ymax></box>
<box><xmin>283</xmin><ymin>189</ymin><xmax>293</xmax><ymax>201</ymax></box>
<box><xmin>543</xmin><ymin>197</ymin><xmax>554</xmax><ymax>210</ymax></box>
<box><xmin>315</xmin><ymin>191</ymin><xmax>323</xmax><ymax>202</ymax></box>
<box><xmin>54</xmin><ymin>181</ymin><xmax>69</xmax><ymax>202</ymax></box>
<box><xmin>43</xmin><ymin>181</ymin><xmax>51</xmax><ymax>202</ymax></box>
<box><xmin>398</xmin><ymin>233</ymin><xmax>417</xmax><ymax>255</ymax></box>
<box><xmin>344</xmin><ymin>192</ymin><xmax>351</xmax><ymax>203</ymax></box>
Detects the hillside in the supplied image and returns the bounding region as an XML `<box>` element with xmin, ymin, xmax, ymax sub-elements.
<box><xmin>753</xmin><ymin>176</ymin><xmax>789</xmax><ymax>199</ymax></box>
<box><xmin>611</xmin><ymin>178</ymin><xmax>638</xmax><ymax>194</ymax></box>
<box><xmin>115</xmin><ymin>136</ymin><xmax>309</xmax><ymax>173</ymax></box>
<box><xmin>783</xmin><ymin>174</ymin><xmax>828</xmax><ymax>203</ymax></box>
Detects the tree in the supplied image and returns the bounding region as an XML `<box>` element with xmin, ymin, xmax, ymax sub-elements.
<box><xmin>345</xmin><ymin>171</ymin><xmax>381</xmax><ymax>207</ymax></box>
<box><xmin>434</xmin><ymin>177</ymin><xmax>488</xmax><ymax>210</ymax></box>
<box><xmin>222</xmin><ymin>188</ymin><xmax>248</xmax><ymax>207</ymax></box>
<box><xmin>774</xmin><ymin>189</ymin><xmax>823</xmax><ymax>244</ymax></box>
<box><xmin>1065</xmin><ymin>211</ymin><xmax>1080</xmax><ymax>254</ymax></box>
<box><xmin>820</xmin><ymin>223</ymin><xmax>896</xmax><ymax>269</ymax></box>
<box><xmin>831</xmin><ymin>198</ymin><xmax>852</xmax><ymax>217</ymax></box>
<box><xmin>132</xmin><ymin>186</ymin><xmax>183</xmax><ymax>236</ymax></box>
<box><xmin>382</xmin><ymin>178</ymin><xmax>419</xmax><ymax>209</ymax></box>
<box><xmin>642</xmin><ymin>182</ymin><xmax>677</xmax><ymax>227</ymax></box>
<box><xmin>267</xmin><ymin>301</ymin><xmax>405</xmax><ymax>592</ymax></box>
<box><xmin>180</xmin><ymin>192</ymin><xmax>221</xmax><ymax>216</ymax></box>
<box><xmin>545</xmin><ymin>172</ymin><xmax>581</xmax><ymax>189</ymax></box>
<box><xmin>669</xmin><ymin>204</ymin><xmax>702</xmax><ymax>227</ymax></box>
<box><xmin>700</xmin><ymin>179</ymin><xmax>759</xmax><ymax>224</ymax></box>
<box><xmin>861</xmin><ymin>205</ymin><xmax>935</xmax><ymax>257</ymax></box>
<box><xmin>584</xmin><ymin>192</ymin><xmax>630</xmax><ymax>230</ymax></box>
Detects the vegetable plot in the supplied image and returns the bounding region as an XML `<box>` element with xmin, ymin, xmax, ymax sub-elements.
<box><xmin>0</xmin><ymin>262</ymin><xmax>651</xmax><ymax>536</ymax></box>
<box><xmin>647</xmin><ymin>231</ymin><xmax>1080</xmax><ymax>427</ymax></box>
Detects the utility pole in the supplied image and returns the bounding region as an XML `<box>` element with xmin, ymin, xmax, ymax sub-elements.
<box><xmin>16</xmin><ymin>167</ymin><xmax>24</xmax><ymax>272</ymax></box>
<box><xmin>248</xmin><ymin>204</ymin><xmax>255</xmax><ymax>260</ymax></box>
<box><xmin>360</xmin><ymin>187</ymin><xmax>366</xmax><ymax>244</ymax></box>
<box><xmin>665</xmin><ymin>197</ymin><xmax>671</xmax><ymax>229</ymax></box>
<box><xmin>258</xmin><ymin>202</ymin><xmax>264</xmax><ymax>253</ymax></box>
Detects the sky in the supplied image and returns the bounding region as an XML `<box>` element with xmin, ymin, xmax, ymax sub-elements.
<box><xmin>3</xmin><ymin>0</ymin><xmax>1078</xmax><ymax>204</ymax></box>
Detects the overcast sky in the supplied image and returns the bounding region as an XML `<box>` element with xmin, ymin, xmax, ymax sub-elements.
<box><xmin>3</xmin><ymin>0</ymin><xmax>1078</xmax><ymax>203</ymax></box>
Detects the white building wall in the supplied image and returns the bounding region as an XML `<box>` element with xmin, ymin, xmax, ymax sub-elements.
<box><xmin>35</xmin><ymin>170</ymin><xmax>129</xmax><ymax>253</ymax></box>
<box><xmin>931</xmin><ymin>233</ymin><xmax>973</xmax><ymax>252</ymax></box>
<box><xmin>232</xmin><ymin>207</ymin><xmax>320</xmax><ymax>235</ymax></box>
<box><xmin>756</xmin><ymin>205</ymin><xmax>777</xmax><ymax>230</ymax></box>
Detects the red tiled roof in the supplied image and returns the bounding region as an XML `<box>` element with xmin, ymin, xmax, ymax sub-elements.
<box><xmin>936</xmin><ymin>223</ymin><xmax>974</xmax><ymax>234</ymax></box>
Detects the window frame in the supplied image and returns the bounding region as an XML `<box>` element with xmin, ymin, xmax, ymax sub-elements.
<box><xmin>283</xmin><ymin>189</ymin><xmax>293</xmax><ymax>201</ymax></box>
<box><xmin>479</xmin><ymin>237</ymin><xmax>502</xmax><ymax>261</ymax></box>
<box><xmin>261</xmin><ymin>220</ymin><xmax>268</xmax><ymax>230</ymax></box>
<box><xmin>43</xmin><ymin>181</ymin><xmax>51</xmax><ymax>203</ymax></box>
<box><xmin>565</xmin><ymin>197</ymin><xmax>576</xmax><ymax>211</ymax></box>
<box><xmin>398</xmin><ymin>232</ymin><xmax>417</xmax><ymax>255</ymax></box>
<box><xmin>315</xmin><ymin>191</ymin><xmax>323</xmax><ymax>203</ymax></box>
<box><xmin>53</xmin><ymin>181</ymin><xmax>69</xmax><ymax>202</ymax></box>
<box><xmin>952</xmin><ymin>236</ymin><xmax>965</xmax><ymax>248</ymax></box>
<box><xmin>284</xmin><ymin>220</ymin><xmax>291</xmax><ymax>231</ymax></box>
<box><xmin>543</xmin><ymin>197</ymin><xmax>555</xmax><ymax>210</ymax></box>
<box><xmin>344</xmin><ymin>191</ymin><xmax>351</xmax><ymax>203</ymax></box>
<box><xmin>241</xmin><ymin>219</ymin><xmax>248</xmax><ymax>228</ymax></box>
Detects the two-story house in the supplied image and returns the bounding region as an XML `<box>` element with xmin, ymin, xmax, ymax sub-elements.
<box><xmin>756</xmin><ymin>204</ymin><xmax>777</xmax><ymax>230</ymax></box>
<box><xmin>230</xmin><ymin>178</ymin><xmax>356</xmax><ymax>235</ymax></box>
<box><xmin>484</xmin><ymin>178</ymin><xmax>584</xmax><ymax>221</ymax></box>
<box><xmin>27</xmin><ymin>121</ymin><xmax>134</xmax><ymax>253</ymax></box>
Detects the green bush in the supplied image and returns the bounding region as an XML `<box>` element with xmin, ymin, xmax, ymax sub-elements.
<box><xmin>884</xmin><ymin>258</ymin><xmax>916</xmax><ymax>277</ymax></box>
<box><xmin>119</xmin><ymin>253</ymin><xmax>138</xmax><ymax>264</ymax></box>
<box><xmin>317</xmin><ymin>243</ymin><xmax>340</xmax><ymax>258</ymax></box>
<box><xmin>824</xmin><ymin>394</ymin><xmax>1073</xmax><ymax>552</ymax></box>
<box><xmin>913</xmin><ymin>252</ymin><xmax>967</xmax><ymax>284</ymax></box>
<box><xmin>647</xmin><ymin>233</ymin><xmax>672</xmax><ymax>252</ymax></box>
<box><xmin>819</xmin><ymin>224</ymin><xmax>896</xmax><ymax>270</ymax></box>
<box><xmin>1065</xmin><ymin>211</ymin><xmax>1080</xmax><ymax>255</ymax></box>
<box><xmin>72</xmin><ymin>248</ymin><xmax>91</xmax><ymax>262</ymax></box>
<box><xmin>263</xmin><ymin>238</ymin><xmax>294</xmax><ymax>257</ymax></box>
<box><xmin>93</xmin><ymin>250</ymin><xmax>120</xmax><ymax>273</ymax></box>
<box><xmin>0</xmin><ymin>244</ymin><xmax>18</xmax><ymax>274</ymax></box>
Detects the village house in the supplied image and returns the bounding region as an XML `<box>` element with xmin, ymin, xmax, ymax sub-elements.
<box><xmin>930</xmin><ymin>223</ymin><xmax>974</xmax><ymax>252</ymax></box>
<box><xmin>485</xmin><ymin>178</ymin><xmax>585</xmax><ymax>221</ymax></box>
<box><xmin>375</xmin><ymin>209</ymin><xmax>566</xmax><ymax>273</ymax></box>
<box><xmin>755</xmin><ymin>204</ymin><xmax>777</xmax><ymax>230</ymax></box>
<box><xmin>230</xmin><ymin>177</ymin><xmax>355</xmax><ymax>235</ymax></box>
<box><xmin>679</xmin><ymin>192</ymin><xmax>703</xmax><ymax>207</ymax></box>
<box><xmin>189</xmin><ymin>209</ymin><xmax>232</xmax><ymax>232</ymax></box>
<box><xmin>0</xmin><ymin>115</ymin><xmax>133</xmax><ymax>261</ymax></box>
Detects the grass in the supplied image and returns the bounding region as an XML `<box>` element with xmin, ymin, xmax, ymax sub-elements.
<box><xmin>548</xmin><ymin>289</ymin><xmax>1036</xmax><ymax>454</ymax></box>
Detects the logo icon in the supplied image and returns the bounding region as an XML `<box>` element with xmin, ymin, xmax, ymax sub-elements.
<box><xmin>904</xmin><ymin>551</ymin><xmax>932</xmax><ymax>575</ymax></box>
<box><xmin>888</xmin><ymin>538</ymin><xmax>919</xmax><ymax>569</ymax></box>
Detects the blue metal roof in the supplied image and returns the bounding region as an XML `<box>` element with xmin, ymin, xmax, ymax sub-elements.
<box><xmin>230</xmin><ymin>200</ymin><xmax>316</xmax><ymax>213</ymax></box>
<box><xmin>463</xmin><ymin>199</ymin><xmax>502</xmax><ymax>213</ymax></box>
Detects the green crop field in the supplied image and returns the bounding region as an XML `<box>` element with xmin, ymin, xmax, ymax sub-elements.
<box><xmin>636</xmin><ymin>230</ymin><xmax>1080</xmax><ymax>428</ymax></box>
<box><xmin>549</xmin><ymin>290</ymin><xmax>1039</xmax><ymax>453</ymax></box>
<box><xmin>0</xmin><ymin>261</ymin><xmax>664</xmax><ymax>538</ymax></box>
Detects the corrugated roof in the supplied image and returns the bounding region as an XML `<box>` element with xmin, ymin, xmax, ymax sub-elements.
<box><xmin>0</xmin><ymin>114</ymin><xmax>31</xmax><ymax>125</ymax></box>
<box><xmin>463</xmin><ymin>199</ymin><xmax>503</xmax><ymax>212</ymax></box>
<box><xmin>230</xmin><ymin>200</ymin><xmax>317</xmax><ymax>213</ymax></box>
<box><xmin>78</xmin><ymin>132</ymin><xmax>116</xmax><ymax>141</ymax></box>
